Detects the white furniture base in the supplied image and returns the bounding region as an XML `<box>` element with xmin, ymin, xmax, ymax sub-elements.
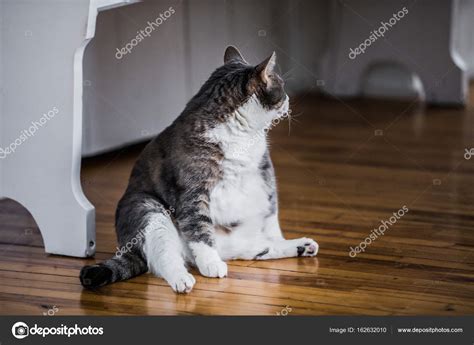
<box><xmin>0</xmin><ymin>0</ymin><xmax>138</xmax><ymax>257</ymax></box>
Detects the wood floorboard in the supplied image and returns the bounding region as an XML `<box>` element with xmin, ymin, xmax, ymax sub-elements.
<box><xmin>1</xmin><ymin>92</ymin><xmax>473</xmax><ymax>315</ymax></box>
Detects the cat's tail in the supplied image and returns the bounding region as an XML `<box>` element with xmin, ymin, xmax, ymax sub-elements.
<box><xmin>79</xmin><ymin>251</ymin><xmax>147</xmax><ymax>289</ymax></box>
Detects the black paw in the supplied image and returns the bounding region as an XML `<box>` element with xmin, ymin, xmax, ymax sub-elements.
<box><xmin>80</xmin><ymin>265</ymin><xmax>113</xmax><ymax>289</ymax></box>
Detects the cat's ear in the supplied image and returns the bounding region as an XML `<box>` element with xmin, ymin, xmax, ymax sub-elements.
<box><xmin>224</xmin><ymin>46</ymin><xmax>247</xmax><ymax>64</ymax></box>
<box><xmin>256</xmin><ymin>52</ymin><xmax>276</xmax><ymax>85</ymax></box>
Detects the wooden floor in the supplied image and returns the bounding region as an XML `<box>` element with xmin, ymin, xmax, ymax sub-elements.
<box><xmin>1</xmin><ymin>92</ymin><xmax>474</xmax><ymax>315</ymax></box>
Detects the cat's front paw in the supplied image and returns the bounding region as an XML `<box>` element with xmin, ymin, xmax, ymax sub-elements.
<box><xmin>296</xmin><ymin>238</ymin><xmax>319</xmax><ymax>257</ymax></box>
<box><xmin>198</xmin><ymin>260</ymin><xmax>228</xmax><ymax>278</ymax></box>
<box><xmin>166</xmin><ymin>271</ymin><xmax>196</xmax><ymax>293</ymax></box>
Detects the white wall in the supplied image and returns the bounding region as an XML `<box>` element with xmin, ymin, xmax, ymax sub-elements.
<box><xmin>455</xmin><ymin>0</ymin><xmax>474</xmax><ymax>79</ymax></box>
<box><xmin>83</xmin><ymin>0</ymin><xmax>187</xmax><ymax>155</ymax></box>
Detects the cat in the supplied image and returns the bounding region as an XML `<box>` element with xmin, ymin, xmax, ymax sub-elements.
<box><xmin>80</xmin><ymin>46</ymin><xmax>318</xmax><ymax>293</ymax></box>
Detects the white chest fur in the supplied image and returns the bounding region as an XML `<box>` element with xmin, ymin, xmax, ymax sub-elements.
<box><xmin>206</xmin><ymin>94</ymin><xmax>284</xmax><ymax>229</ymax></box>
<box><xmin>208</xmin><ymin>118</ymin><xmax>269</xmax><ymax>223</ymax></box>
<box><xmin>209</xmin><ymin>154</ymin><xmax>269</xmax><ymax>226</ymax></box>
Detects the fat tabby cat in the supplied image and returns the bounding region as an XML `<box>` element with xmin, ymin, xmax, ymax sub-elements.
<box><xmin>80</xmin><ymin>46</ymin><xmax>318</xmax><ymax>293</ymax></box>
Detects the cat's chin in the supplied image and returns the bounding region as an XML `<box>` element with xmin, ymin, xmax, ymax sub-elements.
<box><xmin>271</xmin><ymin>97</ymin><xmax>291</xmax><ymax>121</ymax></box>
<box><xmin>271</xmin><ymin>95</ymin><xmax>290</xmax><ymax>120</ymax></box>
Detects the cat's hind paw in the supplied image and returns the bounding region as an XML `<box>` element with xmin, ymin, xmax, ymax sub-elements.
<box><xmin>199</xmin><ymin>260</ymin><xmax>228</xmax><ymax>278</ymax></box>
<box><xmin>296</xmin><ymin>238</ymin><xmax>319</xmax><ymax>257</ymax></box>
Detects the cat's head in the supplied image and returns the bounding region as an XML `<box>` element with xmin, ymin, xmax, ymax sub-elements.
<box><xmin>223</xmin><ymin>46</ymin><xmax>289</xmax><ymax>129</ymax></box>
<box><xmin>198</xmin><ymin>46</ymin><xmax>289</xmax><ymax>132</ymax></box>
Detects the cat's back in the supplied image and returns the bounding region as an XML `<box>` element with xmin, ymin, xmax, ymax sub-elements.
<box><xmin>125</xmin><ymin>122</ymin><xmax>178</xmax><ymax>193</ymax></box>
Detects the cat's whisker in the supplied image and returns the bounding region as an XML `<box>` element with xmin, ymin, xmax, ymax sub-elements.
<box><xmin>284</xmin><ymin>111</ymin><xmax>293</xmax><ymax>136</ymax></box>
<box><xmin>281</xmin><ymin>108</ymin><xmax>304</xmax><ymax>135</ymax></box>
<box><xmin>290</xmin><ymin>111</ymin><xmax>304</xmax><ymax>118</ymax></box>
<box><xmin>291</xmin><ymin>117</ymin><xmax>302</xmax><ymax>125</ymax></box>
